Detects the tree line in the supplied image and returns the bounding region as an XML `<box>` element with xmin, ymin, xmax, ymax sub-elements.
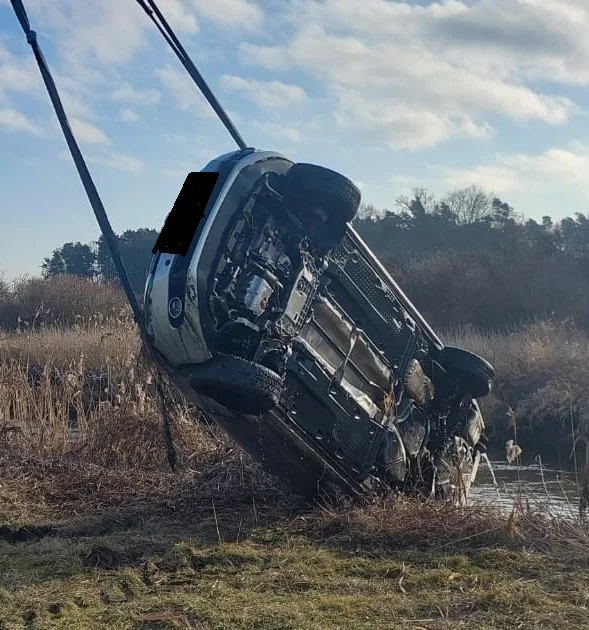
<box><xmin>355</xmin><ymin>185</ymin><xmax>571</xmax><ymax>259</ymax></box>
<box><xmin>354</xmin><ymin>185</ymin><xmax>589</xmax><ymax>330</ymax></box>
<box><xmin>41</xmin><ymin>229</ymin><xmax>159</xmax><ymax>298</ymax></box>
<box><xmin>37</xmin><ymin>184</ymin><xmax>589</xmax><ymax>331</ymax></box>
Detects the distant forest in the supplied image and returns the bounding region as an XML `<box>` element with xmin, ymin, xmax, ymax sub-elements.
<box><xmin>35</xmin><ymin>184</ymin><xmax>589</xmax><ymax>331</ymax></box>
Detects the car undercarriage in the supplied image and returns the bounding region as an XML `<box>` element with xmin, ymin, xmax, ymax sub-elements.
<box><xmin>143</xmin><ymin>150</ymin><xmax>496</xmax><ymax>502</ymax></box>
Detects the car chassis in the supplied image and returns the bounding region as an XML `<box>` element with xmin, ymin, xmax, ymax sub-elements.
<box><xmin>143</xmin><ymin>148</ymin><xmax>495</xmax><ymax>501</ymax></box>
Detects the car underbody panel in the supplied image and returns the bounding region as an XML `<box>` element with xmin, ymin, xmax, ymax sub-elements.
<box><xmin>144</xmin><ymin>149</ymin><xmax>495</xmax><ymax>502</ymax></box>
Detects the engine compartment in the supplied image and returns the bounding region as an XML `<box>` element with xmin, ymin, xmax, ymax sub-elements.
<box><xmin>207</xmin><ymin>174</ymin><xmax>322</xmax><ymax>373</ymax></box>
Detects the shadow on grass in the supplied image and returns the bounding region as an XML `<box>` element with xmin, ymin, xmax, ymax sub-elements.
<box><xmin>0</xmin><ymin>456</ymin><xmax>317</xmax><ymax>590</ymax></box>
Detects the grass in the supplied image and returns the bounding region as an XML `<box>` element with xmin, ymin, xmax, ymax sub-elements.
<box><xmin>1</xmin><ymin>458</ymin><xmax>589</xmax><ymax>629</ymax></box>
<box><xmin>1</xmin><ymin>315</ymin><xmax>589</xmax><ymax>627</ymax></box>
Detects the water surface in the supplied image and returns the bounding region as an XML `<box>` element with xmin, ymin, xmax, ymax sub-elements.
<box><xmin>469</xmin><ymin>457</ymin><xmax>581</xmax><ymax>520</ymax></box>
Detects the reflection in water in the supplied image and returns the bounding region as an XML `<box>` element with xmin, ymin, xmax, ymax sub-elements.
<box><xmin>469</xmin><ymin>458</ymin><xmax>580</xmax><ymax>521</ymax></box>
<box><xmin>481</xmin><ymin>452</ymin><xmax>498</xmax><ymax>487</ymax></box>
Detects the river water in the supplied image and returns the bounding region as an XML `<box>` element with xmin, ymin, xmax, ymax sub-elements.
<box><xmin>468</xmin><ymin>455</ymin><xmax>581</xmax><ymax>520</ymax></box>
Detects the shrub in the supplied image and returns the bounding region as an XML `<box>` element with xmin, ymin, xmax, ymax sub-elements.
<box><xmin>385</xmin><ymin>247</ymin><xmax>589</xmax><ymax>332</ymax></box>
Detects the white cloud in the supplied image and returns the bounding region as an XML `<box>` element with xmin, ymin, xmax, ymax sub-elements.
<box><xmin>53</xmin><ymin>75</ymin><xmax>98</xmax><ymax>120</ymax></box>
<box><xmin>154</xmin><ymin>65</ymin><xmax>215</xmax><ymax>117</ymax></box>
<box><xmin>9</xmin><ymin>0</ymin><xmax>198</xmax><ymax>96</ymax></box>
<box><xmin>253</xmin><ymin>121</ymin><xmax>300</xmax><ymax>143</ymax></box>
<box><xmin>333</xmin><ymin>92</ymin><xmax>454</xmax><ymax>151</ymax></box>
<box><xmin>70</xmin><ymin>118</ymin><xmax>109</xmax><ymax>144</ymax></box>
<box><xmin>120</xmin><ymin>108</ymin><xmax>139</xmax><ymax>123</ymax></box>
<box><xmin>60</xmin><ymin>91</ymin><xmax>95</xmax><ymax>121</ymax></box>
<box><xmin>439</xmin><ymin>145</ymin><xmax>589</xmax><ymax>196</ymax></box>
<box><xmin>239</xmin><ymin>0</ymin><xmax>585</xmax><ymax>150</ymax></box>
<box><xmin>58</xmin><ymin>147</ymin><xmax>144</xmax><ymax>173</ymax></box>
<box><xmin>155</xmin><ymin>0</ymin><xmax>199</xmax><ymax>34</ymax></box>
<box><xmin>90</xmin><ymin>151</ymin><xmax>145</xmax><ymax>174</ymax></box>
<box><xmin>25</xmin><ymin>0</ymin><xmax>147</xmax><ymax>67</ymax></box>
<box><xmin>0</xmin><ymin>108</ymin><xmax>43</xmax><ymax>135</ymax></box>
<box><xmin>188</xmin><ymin>0</ymin><xmax>263</xmax><ymax>31</ymax></box>
<box><xmin>221</xmin><ymin>75</ymin><xmax>306</xmax><ymax>109</ymax></box>
<box><xmin>503</xmin><ymin>148</ymin><xmax>589</xmax><ymax>189</ymax></box>
<box><xmin>111</xmin><ymin>86</ymin><xmax>161</xmax><ymax>106</ymax></box>
<box><xmin>0</xmin><ymin>42</ymin><xmax>41</xmax><ymax>99</ymax></box>
<box><xmin>441</xmin><ymin>164</ymin><xmax>522</xmax><ymax>194</ymax></box>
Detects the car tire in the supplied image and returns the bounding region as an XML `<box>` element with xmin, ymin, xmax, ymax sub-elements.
<box><xmin>436</xmin><ymin>347</ymin><xmax>495</xmax><ymax>399</ymax></box>
<box><xmin>285</xmin><ymin>163</ymin><xmax>361</xmax><ymax>225</ymax></box>
<box><xmin>189</xmin><ymin>353</ymin><xmax>283</xmax><ymax>415</ymax></box>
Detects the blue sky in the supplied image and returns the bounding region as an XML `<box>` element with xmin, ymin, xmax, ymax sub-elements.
<box><xmin>1</xmin><ymin>0</ymin><xmax>588</xmax><ymax>280</ymax></box>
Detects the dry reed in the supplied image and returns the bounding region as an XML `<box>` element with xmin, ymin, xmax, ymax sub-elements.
<box><xmin>0</xmin><ymin>305</ymin><xmax>588</xmax><ymax>565</ymax></box>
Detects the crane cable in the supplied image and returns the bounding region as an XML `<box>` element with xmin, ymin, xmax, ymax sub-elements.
<box><xmin>9</xmin><ymin>0</ymin><xmax>143</xmax><ymax>325</ymax></box>
<box><xmin>134</xmin><ymin>0</ymin><xmax>247</xmax><ymax>150</ymax></box>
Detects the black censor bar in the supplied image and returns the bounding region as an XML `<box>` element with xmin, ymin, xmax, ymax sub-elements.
<box><xmin>153</xmin><ymin>172</ymin><xmax>219</xmax><ymax>257</ymax></box>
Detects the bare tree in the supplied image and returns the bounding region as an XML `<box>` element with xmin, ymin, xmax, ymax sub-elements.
<box><xmin>395</xmin><ymin>187</ymin><xmax>438</xmax><ymax>218</ymax></box>
<box><xmin>441</xmin><ymin>185</ymin><xmax>494</xmax><ymax>224</ymax></box>
<box><xmin>356</xmin><ymin>203</ymin><xmax>384</xmax><ymax>221</ymax></box>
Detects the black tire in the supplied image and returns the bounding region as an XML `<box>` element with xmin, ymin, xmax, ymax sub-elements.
<box><xmin>437</xmin><ymin>347</ymin><xmax>495</xmax><ymax>399</ymax></box>
<box><xmin>189</xmin><ymin>353</ymin><xmax>283</xmax><ymax>415</ymax></box>
<box><xmin>285</xmin><ymin>163</ymin><xmax>361</xmax><ymax>225</ymax></box>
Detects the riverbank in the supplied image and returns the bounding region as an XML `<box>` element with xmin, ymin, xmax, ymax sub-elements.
<box><xmin>1</xmin><ymin>322</ymin><xmax>589</xmax><ymax>627</ymax></box>
<box><xmin>1</xmin><ymin>454</ymin><xmax>589</xmax><ymax>629</ymax></box>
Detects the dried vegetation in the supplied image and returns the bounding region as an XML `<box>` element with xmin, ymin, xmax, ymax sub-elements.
<box><xmin>446</xmin><ymin>320</ymin><xmax>589</xmax><ymax>456</ymax></box>
<box><xmin>0</xmin><ymin>279</ymin><xmax>589</xmax><ymax>627</ymax></box>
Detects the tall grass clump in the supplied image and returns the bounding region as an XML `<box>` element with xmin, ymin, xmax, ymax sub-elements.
<box><xmin>0</xmin><ymin>312</ymin><xmax>227</xmax><ymax>473</ymax></box>
<box><xmin>0</xmin><ymin>274</ymin><xmax>129</xmax><ymax>330</ymax></box>
<box><xmin>446</xmin><ymin>319</ymin><xmax>589</xmax><ymax>458</ymax></box>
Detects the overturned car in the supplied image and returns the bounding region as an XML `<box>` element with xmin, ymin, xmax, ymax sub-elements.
<box><xmin>143</xmin><ymin>148</ymin><xmax>495</xmax><ymax>501</ymax></box>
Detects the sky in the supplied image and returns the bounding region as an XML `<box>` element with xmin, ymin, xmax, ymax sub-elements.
<box><xmin>1</xmin><ymin>0</ymin><xmax>589</xmax><ymax>280</ymax></box>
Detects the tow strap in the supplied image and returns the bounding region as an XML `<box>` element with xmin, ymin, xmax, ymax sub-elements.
<box><xmin>9</xmin><ymin>0</ymin><xmax>142</xmax><ymax>325</ymax></box>
<box><xmin>135</xmin><ymin>0</ymin><xmax>247</xmax><ymax>150</ymax></box>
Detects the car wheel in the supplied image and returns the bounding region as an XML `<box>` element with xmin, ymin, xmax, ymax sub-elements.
<box><xmin>284</xmin><ymin>163</ymin><xmax>361</xmax><ymax>226</ymax></box>
<box><xmin>436</xmin><ymin>347</ymin><xmax>495</xmax><ymax>399</ymax></box>
<box><xmin>189</xmin><ymin>353</ymin><xmax>283</xmax><ymax>415</ymax></box>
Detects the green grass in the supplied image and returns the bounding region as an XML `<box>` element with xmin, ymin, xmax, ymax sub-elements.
<box><xmin>1</xmin><ymin>460</ymin><xmax>589</xmax><ymax>630</ymax></box>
